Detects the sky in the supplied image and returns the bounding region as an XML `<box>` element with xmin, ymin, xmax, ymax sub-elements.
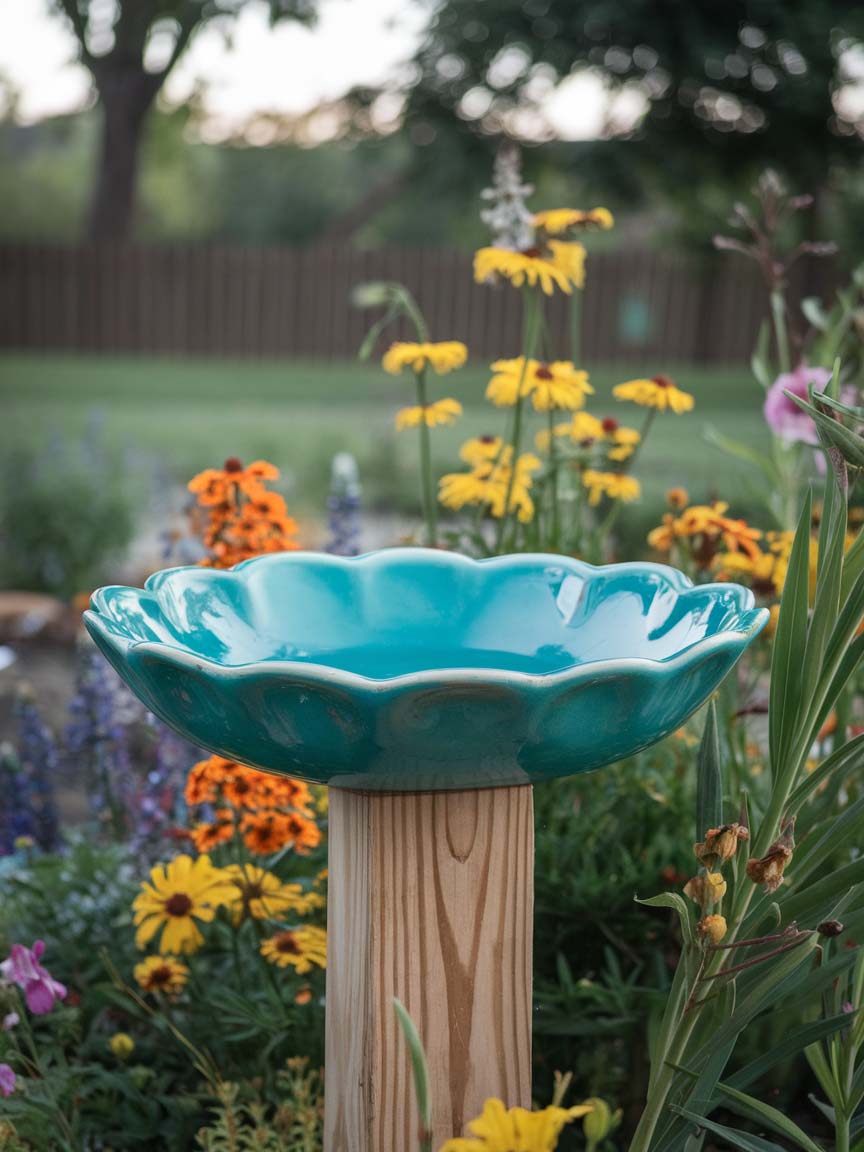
<box><xmin>0</xmin><ymin>0</ymin><xmax>626</xmax><ymax>141</ymax></box>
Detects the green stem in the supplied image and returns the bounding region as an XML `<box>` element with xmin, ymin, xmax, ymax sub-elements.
<box><xmin>770</xmin><ymin>288</ymin><xmax>791</xmax><ymax>375</ymax></box>
<box><xmin>629</xmin><ymin>1009</ymin><xmax>699</xmax><ymax>1152</ymax></box>
<box><xmin>495</xmin><ymin>289</ymin><xmax>543</xmax><ymax>551</ymax></box>
<box><xmin>593</xmin><ymin>407</ymin><xmax>657</xmax><ymax>559</ymax></box>
<box><xmin>547</xmin><ymin>409</ymin><xmax>560</xmax><ymax>550</ymax></box>
<box><xmin>837</xmin><ymin>1110</ymin><xmax>851</xmax><ymax>1152</ymax></box>
<box><xmin>570</xmin><ymin>288</ymin><xmax>582</xmax><ymax>367</ymax></box>
<box><xmin>415</xmin><ymin>368</ymin><xmax>438</xmax><ymax>547</ymax></box>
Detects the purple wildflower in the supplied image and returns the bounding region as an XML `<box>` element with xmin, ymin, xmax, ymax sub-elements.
<box><xmin>14</xmin><ymin>689</ymin><xmax>60</xmax><ymax>852</ymax></box>
<box><xmin>65</xmin><ymin>640</ymin><xmax>139</xmax><ymax>838</ymax></box>
<box><xmin>325</xmin><ymin>453</ymin><xmax>362</xmax><ymax>557</ymax></box>
<box><xmin>2</xmin><ymin>1012</ymin><xmax>19</xmax><ymax>1031</ymax></box>
<box><xmin>764</xmin><ymin>364</ymin><xmax>833</xmax><ymax>445</ymax></box>
<box><xmin>131</xmin><ymin>716</ymin><xmax>199</xmax><ymax>857</ymax></box>
<box><xmin>1</xmin><ymin>941</ymin><xmax>67</xmax><ymax>1016</ymax></box>
<box><xmin>0</xmin><ymin>1064</ymin><xmax>15</xmax><ymax>1097</ymax></box>
<box><xmin>0</xmin><ymin>742</ymin><xmax>35</xmax><ymax>856</ymax></box>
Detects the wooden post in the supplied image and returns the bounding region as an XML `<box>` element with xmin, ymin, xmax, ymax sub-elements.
<box><xmin>325</xmin><ymin>786</ymin><xmax>534</xmax><ymax>1152</ymax></box>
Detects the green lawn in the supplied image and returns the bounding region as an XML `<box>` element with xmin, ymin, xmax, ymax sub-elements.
<box><xmin>0</xmin><ymin>354</ymin><xmax>769</xmax><ymax>523</ymax></box>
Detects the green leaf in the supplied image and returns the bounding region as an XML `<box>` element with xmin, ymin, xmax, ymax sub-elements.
<box><xmin>672</xmin><ymin>1106</ymin><xmax>788</xmax><ymax>1152</ymax></box>
<box><xmin>788</xmin><ymin>798</ymin><xmax>864</xmax><ymax>888</ymax></box>
<box><xmin>842</xmin><ymin>527</ymin><xmax>864</xmax><ymax>602</ymax></box>
<box><xmin>716</xmin><ymin>1084</ymin><xmax>826</xmax><ymax>1152</ymax></box>
<box><xmin>782</xmin><ymin>858</ymin><xmax>864</xmax><ymax>924</ymax></box>
<box><xmin>696</xmin><ymin>700</ymin><xmax>723</xmax><ymax>840</ymax></box>
<box><xmin>393</xmin><ymin>998</ymin><xmax>433</xmax><ymax>1145</ymax></box>
<box><xmin>787</xmin><ymin>732</ymin><xmax>864</xmax><ymax>813</ymax></box>
<box><xmin>636</xmin><ymin>891</ymin><xmax>696</xmax><ymax>951</ymax></box>
<box><xmin>726</xmin><ymin>1014</ymin><xmax>855</xmax><ymax>1092</ymax></box>
<box><xmin>811</xmin><ymin>633</ymin><xmax>864</xmax><ymax>741</ymax></box>
<box><xmin>802</xmin><ymin>297</ymin><xmax>831</xmax><ymax>332</ymax></box>
<box><xmin>770</xmin><ymin>492</ymin><xmax>813</xmax><ymax>776</ymax></box>
<box><xmin>786</xmin><ymin>393</ymin><xmax>864</xmax><ymax>469</ymax></box>
<box><xmin>802</xmin><ymin>474</ymin><xmax>846</xmax><ymax>706</ymax></box>
<box><xmin>751</xmin><ymin>320</ymin><xmax>774</xmax><ymax>389</ymax></box>
<box><xmin>703</xmin><ymin>425</ymin><xmax>781</xmax><ymax>486</ymax></box>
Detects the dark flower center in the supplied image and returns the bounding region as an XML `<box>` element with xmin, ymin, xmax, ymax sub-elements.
<box><xmin>165</xmin><ymin>893</ymin><xmax>193</xmax><ymax>918</ymax></box>
<box><xmin>151</xmin><ymin>965</ymin><xmax>173</xmax><ymax>985</ymax></box>
<box><xmin>601</xmin><ymin>418</ymin><xmax>619</xmax><ymax>433</ymax></box>
<box><xmin>275</xmin><ymin>932</ymin><xmax>301</xmax><ymax>955</ymax></box>
<box><xmin>652</xmin><ymin>375</ymin><xmax>673</xmax><ymax>389</ymax></box>
<box><xmin>224</xmin><ymin>457</ymin><xmax>244</xmax><ymax>473</ymax></box>
<box><xmin>520</xmin><ymin>246</ymin><xmax>542</xmax><ymax>258</ymax></box>
<box><xmin>534</xmin><ymin>364</ymin><xmax>554</xmax><ymax>380</ymax></box>
<box><xmin>479</xmin><ymin>435</ymin><xmax>496</xmax><ymax>444</ymax></box>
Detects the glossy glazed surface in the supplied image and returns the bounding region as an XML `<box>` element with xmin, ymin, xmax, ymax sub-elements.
<box><xmin>85</xmin><ymin>549</ymin><xmax>768</xmax><ymax>790</ymax></box>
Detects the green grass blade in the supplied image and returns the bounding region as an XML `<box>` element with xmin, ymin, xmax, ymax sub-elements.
<box><xmin>726</xmin><ymin>1014</ymin><xmax>855</xmax><ymax>1092</ymax></box>
<box><xmin>672</xmin><ymin>1107</ymin><xmax>788</xmax><ymax>1152</ymax></box>
<box><xmin>715</xmin><ymin>1085</ymin><xmax>826</xmax><ymax>1152</ymax></box>
<box><xmin>769</xmin><ymin>492</ymin><xmax>813</xmax><ymax>775</ymax></box>
<box><xmin>696</xmin><ymin>700</ymin><xmax>723</xmax><ymax>839</ymax></box>
<box><xmin>393</xmin><ymin>998</ymin><xmax>433</xmax><ymax>1149</ymax></box>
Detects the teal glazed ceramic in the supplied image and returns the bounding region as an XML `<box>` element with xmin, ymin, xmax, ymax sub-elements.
<box><xmin>84</xmin><ymin>549</ymin><xmax>768</xmax><ymax>791</ymax></box>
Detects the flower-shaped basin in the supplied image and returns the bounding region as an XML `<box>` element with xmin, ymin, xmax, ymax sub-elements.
<box><xmin>84</xmin><ymin>550</ymin><xmax>768</xmax><ymax>791</ymax></box>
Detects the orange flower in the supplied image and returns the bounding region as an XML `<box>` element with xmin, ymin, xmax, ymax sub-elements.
<box><xmin>283</xmin><ymin>812</ymin><xmax>322</xmax><ymax>855</ymax></box>
<box><xmin>190</xmin><ymin>810</ymin><xmax>235</xmax><ymax>853</ymax></box>
<box><xmin>187</xmin><ymin>458</ymin><xmax>299</xmax><ymax>569</ymax></box>
<box><xmin>241</xmin><ymin>812</ymin><xmax>295</xmax><ymax>855</ymax></box>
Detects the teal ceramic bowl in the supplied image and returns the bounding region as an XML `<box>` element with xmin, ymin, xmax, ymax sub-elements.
<box><xmin>84</xmin><ymin>549</ymin><xmax>768</xmax><ymax>791</ymax></box>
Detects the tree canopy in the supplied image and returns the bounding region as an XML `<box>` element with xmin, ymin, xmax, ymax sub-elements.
<box><xmin>53</xmin><ymin>0</ymin><xmax>318</xmax><ymax>238</ymax></box>
<box><xmin>404</xmin><ymin>0</ymin><xmax>864</xmax><ymax>221</ymax></box>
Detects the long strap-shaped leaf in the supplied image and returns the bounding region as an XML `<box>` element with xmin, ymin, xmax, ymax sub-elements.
<box><xmin>787</xmin><ymin>732</ymin><xmax>864</xmax><ymax>813</ymax></box>
<box><xmin>715</xmin><ymin>1085</ymin><xmax>825</xmax><ymax>1152</ymax></box>
<box><xmin>802</xmin><ymin>469</ymin><xmax>845</xmax><ymax>706</ymax></box>
<box><xmin>769</xmin><ymin>492</ymin><xmax>813</xmax><ymax>782</ymax></box>
<box><xmin>672</xmin><ymin>1106</ymin><xmax>791</xmax><ymax>1152</ymax></box>
<box><xmin>696</xmin><ymin>700</ymin><xmax>722</xmax><ymax>840</ymax></box>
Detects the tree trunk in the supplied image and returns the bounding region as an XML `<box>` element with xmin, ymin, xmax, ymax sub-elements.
<box><xmin>87</xmin><ymin>68</ymin><xmax>158</xmax><ymax>242</ymax></box>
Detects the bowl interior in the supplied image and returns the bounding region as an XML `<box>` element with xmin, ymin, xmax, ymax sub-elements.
<box><xmin>101</xmin><ymin>555</ymin><xmax>753</xmax><ymax>680</ymax></box>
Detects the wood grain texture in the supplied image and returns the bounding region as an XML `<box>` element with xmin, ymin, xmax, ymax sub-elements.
<box><xmin>325</xmin><ymin>786</ymin><xmax>534</xmax><ymax>1152</ymax></box>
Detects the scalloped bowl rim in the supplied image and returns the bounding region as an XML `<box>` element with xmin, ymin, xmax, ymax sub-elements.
<box><xmin>84</xmin><ymin>549</ymin><xmax>769</xmax><ymax>693</ymax></box>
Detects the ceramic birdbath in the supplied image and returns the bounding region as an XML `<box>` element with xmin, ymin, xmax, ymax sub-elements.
<box><xmin>85</xmin><ymin>549</ymin><xmax>767</xmax><ymax>1152</ymax></box>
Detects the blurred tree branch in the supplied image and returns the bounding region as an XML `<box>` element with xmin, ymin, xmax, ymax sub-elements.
<box><xmin>50</xmin><ymin>0</ymin><xmax>320</xmax><ymax>241</ymax></box>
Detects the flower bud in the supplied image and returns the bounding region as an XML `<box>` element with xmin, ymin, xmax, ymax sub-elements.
<box><xmin>698</xmin><ymin>914</ymin><xmax>728</xmax><ymax>944</ymax></box>
<box><xmin>351</xmin><ymin>281</ymin><xmax>395</xmax><ymax>309</ymax></box>
<box><xmin>746</xmin><ymin>843</ymin><xmax>792</xmax><ymax>892</ymax></box>
<box><xmin>582</xmin><ymin>1097</ymin><xmax>621</xmax><ymax>1144</ymax></box>
<box><xmin>683</xmin><ymin>871</ymin><xmax>727</xmax><ymax>907</ymax></box>
<box><xmin>694</xmin><ymin>823</ymin><xmax>749</xmax><ymax>866</ymax></box>
<box><xmin>109</xmin><ymin>1032</ymin><xmax>135</xmax><ymax>1060</ymax></box>
<box><xmin>818</xmin><ymin>920</ymin><xmax>845</xmax><ymax>938</ymax></box>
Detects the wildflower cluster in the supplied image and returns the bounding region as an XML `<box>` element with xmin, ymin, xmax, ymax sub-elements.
<box><xmin>187</xmin><ymin>457</ymin><xmax>299</xmax><ymax>568</ymax></box>
<box><xmin>185</xmin><ymin>754</ymin><xmax>321</xmax><ymax>857</ymax></box>
<box><xmin>648</xmin><ymin>493</ymin><xmax>766</xmax><ymax>574</ymax></box>
<box><xmin>131</xmin><ymin>851</ymin><xmax>327</xmax><ymax>983</ymax></box>
<box><xmin>358</xmin><ymin>146</ymin><xmax>696</xmax><ymax>559</ymax></box>
<box><xmin>0</xmin><ymin>940</ymin><xmax>67</xmax><ymax>1103</ymax></box>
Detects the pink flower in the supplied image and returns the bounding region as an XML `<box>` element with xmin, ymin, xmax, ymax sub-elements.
<box><xmin>0</xmin><ymin>941</ymin><xmax>66</xmax><ymax>1016</ymax></box>
<box><xmin>764</xmin><ymin>364</ymin><xmax>832</xmax><ymax>445</ymax></box>
<box><xmin>0</xmin><ymin>1064</ymin><xmax>15</xmax><ymax>1097</ymax></box>
<box><xmin>2</xmin><ymin>1012</ymin><xmax>19</xmax><ymax>1031</ymax></box>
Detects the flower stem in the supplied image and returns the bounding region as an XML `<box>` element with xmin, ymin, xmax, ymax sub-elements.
<box><xmin>547</xmin><ymin>409</ymin><xmax>560</xmax><ymax>550</ymax></box>
<box><xmin>569</xmin><ymin>288</ymin><xmax>582</xmax><ymax>367</ymax></box>
<box><xmin>593</xmin><ymin>407</ymin><xmax>656</xmax><ymax>559</ymax></box>
<box><xmin>495</xmin><ymin>288</ymin><xmax>543</xmax><ymax>551</ymax></box>
<box><xmin>415</xmin><ymin>368</ymin><xmax>438</xmax><ymax>546</ymax></box>
<box><xmin>770</xmin><ymin>288</ymin><xmax>791</xmax><ymax>375</ymax></box>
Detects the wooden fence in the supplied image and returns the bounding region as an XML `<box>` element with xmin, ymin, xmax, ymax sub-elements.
<box><xmin>0</xmin><ymin>243</ymin><xmax>837</xmax><ymax>363</ymax></box>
